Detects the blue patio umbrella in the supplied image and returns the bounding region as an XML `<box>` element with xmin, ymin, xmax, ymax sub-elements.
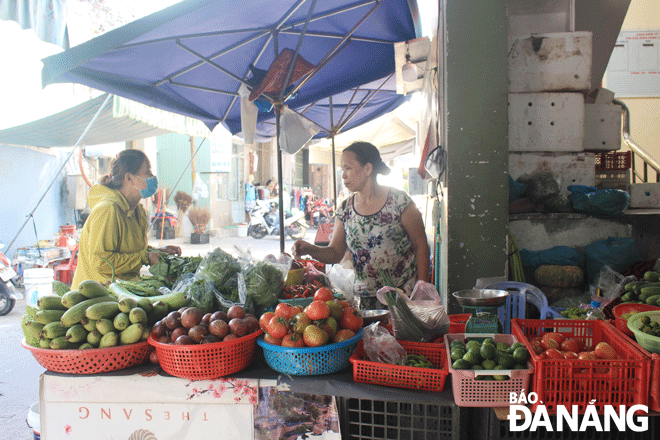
<box><xmin>41</xmin><ymin>0</ymin><xmax>420</xmax><ymax>251</ymax></box>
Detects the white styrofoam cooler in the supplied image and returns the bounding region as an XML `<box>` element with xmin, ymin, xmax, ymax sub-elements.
<box><xmin>584</xmin><ymin>103</ymin><xmax>622</xmax><ymax>151</ymax></box>
<box><xmin>509</xmin><ymin>152</ymin><xmax>596</xmax><ymax>195</ymax></box>
<box><xmin>629</xmin><ymin>183</ymin><xmax>660</xmax><ymax>209</ymax></box>
<box><xmin>509</xmin><ymin>92</ymin><xmax>585</xmax><ymax>152</ymax></box>
<box><xmin>509</xmin><ymin>31</ymin><xmax>592</xmax><ymax>93</ymax></box>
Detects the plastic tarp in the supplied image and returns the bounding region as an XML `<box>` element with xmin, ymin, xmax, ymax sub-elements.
<box><xmin>0</xmin><ymin>94</ymin><xmax>211</xmax><ymax>147</ymax></box>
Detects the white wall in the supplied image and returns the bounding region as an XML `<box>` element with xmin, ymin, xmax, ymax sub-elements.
<box><xmin>0</xmin><ymin>145</ymin><xmax>71</xmax><ymax>254</ymax></box>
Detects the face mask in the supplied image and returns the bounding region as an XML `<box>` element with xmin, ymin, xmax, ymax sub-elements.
<box><xmin>133</xmin><ymin>175</ymin><xmax>158</xmax><ymax>198</ymax></box>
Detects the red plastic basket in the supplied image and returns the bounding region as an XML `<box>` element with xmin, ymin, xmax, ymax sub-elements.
<box><xmin>612</xmin><ymin>303</ymin><xmax>660</xmax><ymax>337</ymax></box>
<box><xmin>511</xmin><ymin>318</ymin><xmax>650</xmax><ymax>415</ymax></box>
<box><xmin>444</xmin><ymin>333</ymin><xmax>533</xmax><ymax>407</ymax></box>
<box><xmin>595</xmin><ymin>151</ymin><xmax>631</xmax><ymax>171</ymax></box>
<box><xmin>148</xmin><ymin>330</ymin><xmax>262</xmax><ymax>380</ymax></box>
<box><xmin>21</xmin><ymin>339</ymin><xmax>150</xmax><ymax>374</ymax></box>
<box><xmin>350</xmin><ymin>340</ymin><xmax>448</xmax><ymax>392</ymax></box>
<box><xmin>449</xmin><ymin>314</ymin><xmax>471</xmax><ymax>334</ymax></box>
<box><xmin>608</xmin><ymin>323</ymin><xmax>660</xmax><ymax>413</ymax></box>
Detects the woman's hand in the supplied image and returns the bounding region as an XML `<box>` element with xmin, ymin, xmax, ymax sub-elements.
<box><xmin>147</xmin><ymin>251</ymin><xmax>161</xmax><ymax>266</ymax></box>
<box><xmin>159</xmin><ymin>245</ymin><xmax>182</xmax><ymax>256</ymax></box>
<box><xmin>291</xmin><ymin>240</ymin><xmax>309</xmax><ymax>259</ymax></box>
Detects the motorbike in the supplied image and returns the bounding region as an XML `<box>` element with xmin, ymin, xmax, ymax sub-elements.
<box><xmin>0</xmin><ymin>243</ymin><xmax>23</xmax><ymax>315</ymax></box>
<box><xmin>311</xmin><ymin>197</ymin><xmax>334</xmax><ymax>226</ymax></box>
<box><xmin>247</xmin><ymin>199</ymin><xmax>308</xmax><ymax>240</ymax></box>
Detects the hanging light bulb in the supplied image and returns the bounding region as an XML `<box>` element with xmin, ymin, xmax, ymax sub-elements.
<box><xmin>402</xmin><ymin>53</ymin><xmax>418</xmax><ymax>83</ymax></box>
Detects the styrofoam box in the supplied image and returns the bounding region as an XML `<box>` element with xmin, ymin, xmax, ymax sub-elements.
<box><xmin>584</xmin><ymin>103</ymin><xmax>622</xmax><ymax>151</ymax></box>
<box><xmin>629</xmin><ymin>183</ymin><xmax>660</xmax><ymax>209</ymax></box>
<box><xmin>509</xmin><ymin>31</ymin><xmax>592</xmax><ymax>93</ymax></box>
<box><xmin>509</xmin><ymin>92</ymin><xmax>584</xmax><ymax>152</ymax></box>
<box><xmin>509</xmin><ymin>152</ymin><xmax>596</xmax><ymax>194</ymax></box>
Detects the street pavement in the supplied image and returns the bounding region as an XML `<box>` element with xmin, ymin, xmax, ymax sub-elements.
<box><xmin>1</xmin><ymin>225</ymin><xmax>315</xmax><ymax>440</ymax></box>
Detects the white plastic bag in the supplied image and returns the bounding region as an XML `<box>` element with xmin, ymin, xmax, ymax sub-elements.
<box><xmin>327</xmin><ymin>264</ymin><xmax>355</xmax><ymax>303</ymax></box>
<box><xmin>597</xmin><ymin>265</ymin><xmax>636</xmax><ymax>301</ymax></box>
<box><xmin>278</xmin><ymin>105</ymin><xmax>320</xmax><ymax>154</ymax></box>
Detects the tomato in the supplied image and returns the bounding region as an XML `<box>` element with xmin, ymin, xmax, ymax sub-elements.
<box><xmin>259</xmin><ymin>312</ymin><xmax>275</xmax><ymax>332</ymax></box>
<box><xmin>340</xmin><ymin>307</ymin><xmax>363</xmax><ymax>331</ymax></box>
<box><xmin>313</xmin><ymin>287</ymin><xmax>335</xmax><ymax>302</ymax></box>
<box><xmin>267</xmin><ymin>316</ymin><xmax>289</xmax><ymax>339</ymax></box>
<box><xmin>263</xmin><ymin>333</ymin><xmax>283</xmax><ymax>346</ymax></box>
<box><xmin>305</xmin><ymin>300</ymin><xmax>331</xmax><ymax>320</ymax></box>
<box><xmin>281</xmin><ymin>333</ymin><xmax>306</xmax><ymax>348</ymax></box>
<box><xmin>563</xmin><ymin>351</ymin><xmax>579</xmax><ymax>360</ymax></box>
<box><xmin>274</xmin><ymin>303</ymin><xmax>295</xmax><ymax>320</ymax></box>
<box><xmin>544</xmin><ymin>349</ymin><xmax>565</xmax><ymax>360</ymax></box>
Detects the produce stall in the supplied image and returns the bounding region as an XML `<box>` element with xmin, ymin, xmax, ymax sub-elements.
<box><xmin>20</xmin><ymin>247</ymin><xmax>660</xmax><ymax>439</ymax></box>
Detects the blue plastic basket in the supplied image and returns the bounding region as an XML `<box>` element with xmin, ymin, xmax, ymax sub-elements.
<box><xmin>257</xmin><ymin>329</ymin><xmax>363</xmax><ymax>375</ymax></box>
<box><xmin>278</xmin><ymin>293</ymin><xmax>342</xmax><ymax>308</ymax></box>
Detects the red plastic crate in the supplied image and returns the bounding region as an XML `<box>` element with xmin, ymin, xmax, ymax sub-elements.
<box><xmin>511</xmin><ymin>318</ymin><xmax>650</xmax><ymax>415</ymax></box>
<box><xmin>595</xmin><ymin>151</ymin><xmax>631</xmax><ymax>171</ymax></box>
<box><xmin>449</xmin><ymin>313</ymin><xmax>471</xmax><ymax>334</ymax></box>
<box><xmin>350</xmin><ymin>340</ymin><xmax>448</xmax><ymax>392</ymax></box>
<box><xmin>608</xmin><ymin>323</ymin><xmax>660</xmax><ymax>413</ymax></box>
<box><xmin>444</xmin><ymin>333</ymin><xmax>533</xmax><ymax>407</ymax></box>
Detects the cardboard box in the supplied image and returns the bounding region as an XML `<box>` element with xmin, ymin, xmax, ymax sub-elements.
<box><xmin>509</xmin><ymin>92</ymin><xmax>584</xmax><ymax>152</ymax></box>
<box><xmin>509</xmin><ymin>32</ymin><xmax>592</xmax><ymax>93</ymax></box>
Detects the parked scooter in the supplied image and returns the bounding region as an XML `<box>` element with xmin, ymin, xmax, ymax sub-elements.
<box><xmin>247</xmin><ymin>200</ymin><xmax>308</xmax><ymax>240</ymax></box>
<box><xmin>311</xmin><ymin>197</ymin><xmax>334</xmax><ymax>226</ymax></box>
<box><xmin>0</xmin><ymin>244</ymin><xmax>23</xmax><ymax>315</ymax></box>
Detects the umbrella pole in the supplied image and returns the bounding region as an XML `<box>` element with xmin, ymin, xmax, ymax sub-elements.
<box><xmin>331</xmin><ymin>135</ymin><xmax>337</xmax><ymax>208</ymax></box>
<box><xmin>276</xmin><ymin>104</ymin><xmax>285</xmax><ymax>254</ymax></box>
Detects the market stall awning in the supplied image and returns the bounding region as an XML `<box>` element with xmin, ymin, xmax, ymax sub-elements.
<box><xmin>0</xmin><ymin>93</ymin><xmax>211</xmax><ymax>147</ymax></box>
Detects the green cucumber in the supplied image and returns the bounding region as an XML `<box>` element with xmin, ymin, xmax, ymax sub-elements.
<box><xmin>109</xmin><ymin>283</ymin><xmax>187</xmax><ymax>310</ymax></box>
<box><xmin>60</xmin><ymin>295</ymin><xmax>117</xmax><ymax>327</ymax></box>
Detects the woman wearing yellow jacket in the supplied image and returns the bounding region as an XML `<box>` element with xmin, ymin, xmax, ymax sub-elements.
<box><xmin>71</xmin><ymin>150</ymin><xmax>181</xmax><ymax>289</ymax></box>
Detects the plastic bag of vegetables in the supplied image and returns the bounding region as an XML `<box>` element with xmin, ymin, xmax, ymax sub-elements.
<box><xmin>376</xmin><ymin>281</ymin><xmax>450</xmax><ymax>342</ymax></box>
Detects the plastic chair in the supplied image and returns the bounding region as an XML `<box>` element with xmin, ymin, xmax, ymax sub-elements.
<box><xmin>485</xmin><ymin>281</ymin><xmax>551</xmax><ymax>334</ymax></box>
<box><xmin>54</xmin><ymin>245</ymin><xmax>78</xmax><ymax>284</ymax></box>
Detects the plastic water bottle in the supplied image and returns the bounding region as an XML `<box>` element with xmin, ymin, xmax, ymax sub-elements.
<box><xmin>585</xmin><ymin>300</ymin><xmax>606</xmax><ymax>320</ymax></box>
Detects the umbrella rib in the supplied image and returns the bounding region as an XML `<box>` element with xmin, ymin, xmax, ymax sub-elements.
<box><xmin>175</xmin><ymin>39</ymin><xmax>252</xmax><ymax>87</ymax></box>
<box><xmin>337</xmin><ymin>73</ymin><xmax>394</xmax><ymax>133</ymax></box>
<box><xmin>278</xmin><ymin>0</ymin><xmax>318</xmax><ymax>102</ymax></box>
<box><xmin>154</xmin><ymin>30</ymin><xmax>270</xmax><ymax>87</ymax></box>
<box><xmin>284</xmin><ymin>0</ymin><xmax>381</xmax><ymax>101</ymax></box>
<box><xmin>169</xmin><ymin>81</ymin><xmax>239</xmax><ymax>96</ymax></box>
<box><xmin>280</xmin><ymin>30</ymin><xmax>391</xmax><ymax>44</ymax></box>
<box><xmin>120</xmin><ymin>27</ymin><xmax>274</xmax><ymax>48</ymax></box>
<box><xmin>283</xmin><ymin>0</ymin><xmax>377</xmax><ymax>30</ymax></box>
<box><xmin>336</xmin><ymin>87</ymin><xmax>361</xmax><ymax>129</ymax></box>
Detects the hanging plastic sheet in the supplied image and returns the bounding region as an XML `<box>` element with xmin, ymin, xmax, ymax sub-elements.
<box><xmin>238</xmin><ymin>84</ymin><xmax>258</xmax><ymax>145</ymax></box>
<box><xmin>278</xmin><ymin>105</ymin><xmax>320</xmax><ymax>155</ymax></box>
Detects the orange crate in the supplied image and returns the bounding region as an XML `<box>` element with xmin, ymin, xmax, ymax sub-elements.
<box><xmin>21</xmin><ymin>339</ymin><xmax>150</xmax><ymax>374</ymax></box>
<box><xmin>595</xmin><ymin>151</ymin><xmax>631</xmax><ymax>171</ymax></box>
<box><xmin>449</xmin><ymin>313</ymin><xmax>471</xmax><ymax>333</ymax></box>
<box><xmin>511</xmin><ymin>319</ymin><xmax>650</xmax><ymax>415</ymax></box>
<box><xmin>350</xmin><ymin>340</ymin><xmax>448</xmax><ymax>392</ymax></box>
<box><xmin>444</xmin><ymin>333</ymin><xmax>533</xmax><ymax>407</ymax></box>
<box><xmin>148</xmin><ymin>330</ymin><xmax>261</xmax><ymax>380</ymax></box>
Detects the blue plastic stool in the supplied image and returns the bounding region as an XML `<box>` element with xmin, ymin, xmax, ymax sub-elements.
<box><xmin>485</xmin><ymin>281</ymin><xmax>551</xmax><ymax>334</ymax></box>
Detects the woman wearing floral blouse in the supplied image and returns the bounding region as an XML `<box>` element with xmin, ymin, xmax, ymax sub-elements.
<box><xmin>293</xmin><ymin>141</ymin><xmax>431</xmax><ymax>309</ymax></box>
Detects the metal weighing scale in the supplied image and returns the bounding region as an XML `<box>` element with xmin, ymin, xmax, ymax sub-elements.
<box><xmin>452</xmin><ymin>289</ymin><xmax>510</xmax><ymax>334</ymax></box>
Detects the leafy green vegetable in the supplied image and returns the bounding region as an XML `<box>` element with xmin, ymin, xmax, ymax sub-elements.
<box><xmin>244</xmin><ymin>261</ymin><xmax>285</xmax><ymax>315</ymax></box>
<box><xmin>149</xmin><ymin>254</ymin><xmax>203</xmax><ymax>283</ymax></box>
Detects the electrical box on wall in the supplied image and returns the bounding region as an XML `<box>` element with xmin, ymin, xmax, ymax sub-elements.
<box><xmin>508</xmin><ymin>92</ymin><xmax>584</xmax><ymax>152</ymax></box>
